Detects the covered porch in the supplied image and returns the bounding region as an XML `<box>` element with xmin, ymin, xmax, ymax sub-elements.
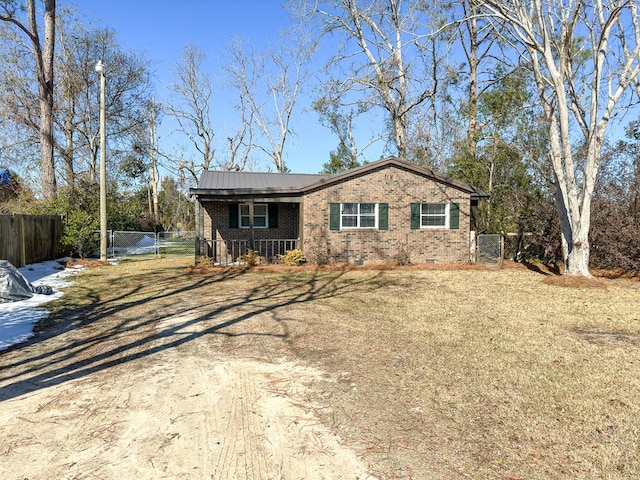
<box><xmin>195</xmin><ymin>197</ymin><xmax>303</xmax><ymax>265</ymax></box>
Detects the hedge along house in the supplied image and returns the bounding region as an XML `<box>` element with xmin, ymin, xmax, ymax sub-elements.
<box><xmin>190</xmin><ymin>157</ymin><xmax>488</xmax><ymax>265</ymax></box>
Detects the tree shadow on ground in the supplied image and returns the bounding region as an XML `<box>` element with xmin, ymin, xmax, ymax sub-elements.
<box><xmin>520</xmin><ymin>260</ymin><xmax>562</xmax><ymax>276</ymax></box>
<box><xmin>0</xmin><ymin>263</ymin><xmax>395</xmax><ymax>402</ymax></box>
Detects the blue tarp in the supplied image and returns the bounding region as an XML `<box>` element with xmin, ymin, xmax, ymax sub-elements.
<box><xmin>0</xmin><ymin>169</ymin><xmax>9</xmax><ymax>185</ymax></box>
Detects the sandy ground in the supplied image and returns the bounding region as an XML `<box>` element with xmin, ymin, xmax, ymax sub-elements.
<box><xmin>0</xmin><ymin>306</ymin><xmax>374</xmax><ymax>479</ymax></box>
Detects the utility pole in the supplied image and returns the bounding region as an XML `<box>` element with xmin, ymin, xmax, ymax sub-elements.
<box><xmin>95</xmin><ymin>60</ymin><xmax>107</xmax><ymax>261</ymax></box>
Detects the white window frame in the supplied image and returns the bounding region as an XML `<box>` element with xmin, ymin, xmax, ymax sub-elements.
<box><xmin>341</xmin><ymin>202</ymin><xmax>378</xmax><ymax>229</ymax></box>
<box><xmin>420</xmin><ymin>203</ymin><xmax>449</xmax><ymax>229</ymax></box>
<box><xmin>239</xmin><ymin>203</ymin><xmax>268</xmax><ymax>229</ymax></box>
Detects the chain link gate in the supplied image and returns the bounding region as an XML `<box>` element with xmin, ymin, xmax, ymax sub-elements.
<box><xmin>476</xmin><ymin>234</ymin><xmax>503</xmax><ymax>266</ymax></box>
<box><xmin>157</xmin><ymin>231</ymin><xmax>196</xmax><ymax>258</ymax></box>
<box><xmin>110</xmin><ymin>231</ymin><xmax>195</xmax><ymax>259</ymax></box>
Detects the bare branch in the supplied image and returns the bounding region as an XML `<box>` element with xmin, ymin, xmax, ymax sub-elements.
<box><xmin>166</xmin><ymin>45</ymin><xmax>215</xmax><ymax>183</ymax></box>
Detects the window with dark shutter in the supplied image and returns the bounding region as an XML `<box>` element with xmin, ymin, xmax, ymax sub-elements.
<box><xmin>237</xmin><ymin>203</ymin><xmax>269</xmax><ymax>228</ymax></box>
<box><xmin>329</xmin><ymin>203</ymin><xmax>340</xmax><ymax>230</ymax></box>
<box><xmin>331</xmin><ymin>203</ymin><xmax>388</xmax><ymax>230</ymax></box>
<box><xmin>378</xmin><ymin>203</ymin><xmax>388</xmax><ymax>230</ymax></box>
<box><xmin>268</xmin><ymin>204</ymin><xmax>278</xmax><ymax>228</ymax></box>
<box><xmin>229</xmin><ymin>203</ymin><xmax>239</xmax><ymax>228</ymax></box>
<box><xmin>410</xmin><ymin>203</ymin><xmax>420</xmax><ymax>229</ymax></box>
<box><xmin>412</xmin><ymin>203</ymin><xmax>459</xmax><ymax>229</ymax></box>
<box><xmin>421</xmin><ymin>203</ymin><xmax>447</xmax><ymax>227</ymax></box>
<box><xmin>449</xmin><ymin>203</ymin><xmax>460</xmax><ymax>229</ymax></box>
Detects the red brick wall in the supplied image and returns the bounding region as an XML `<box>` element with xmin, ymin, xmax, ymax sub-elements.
<box><xmin>201</xmin><ymin>202</ymin><xmax>299</xmax><ymax>242</ymax></box>
<box><xmin>301</xmin><ymin>166</ymin><xmax>472</xmax><ymax>264</ymax></box>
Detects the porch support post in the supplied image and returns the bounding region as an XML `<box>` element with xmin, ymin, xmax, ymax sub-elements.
<box><xmin>469</xmin><ymin>230</ymin><xmax>476</xmax><ymax>263</ymax></box>
<box><xmin>194</xmin><ymin>200</ymin><xmax>201</xmax><ymax>257</ymax></box>
<box><xmin>298</xmin><ymin>199</ymin><xmax>304</xmax><ymax>251</ymax></box>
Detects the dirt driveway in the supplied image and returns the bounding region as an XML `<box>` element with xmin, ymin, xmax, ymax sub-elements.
<box><xmin>0</xmin><ymin>260</ymin><xmax>374</xmax><ymax>480</ymax></box>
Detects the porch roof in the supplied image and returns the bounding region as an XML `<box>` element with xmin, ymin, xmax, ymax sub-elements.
<box><xmin>194</xmin><ymin>170</ymin><xmax>328</xmax><ymax>194</ymax></box>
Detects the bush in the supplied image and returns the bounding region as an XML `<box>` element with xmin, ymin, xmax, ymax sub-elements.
<box><xmin>392</xmin><ymin>249</ymin><xmax>411</xmax><ymax>266</ymax></box>
<box><xmin>279</xmin><ymin>249</ymin><xmax>306</xmax><ymax>266</ymax></box>
<box><xmin>240</xmin><ymin>249</ymin><xmax>262</xmax><ymax>267</ymax></box>
<box><xmin>195</xmin><ymin>256</ymin><xmax>214</xmax><ymax>267</ymax></box>
<box><xmin>61</xmin><ymin>210</ymin><xmax>99</xmax><ymax>258</ymax></box>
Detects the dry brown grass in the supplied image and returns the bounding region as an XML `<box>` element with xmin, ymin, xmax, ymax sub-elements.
<box><xmin>541</xmin><ymin>275</ymin><xmax>610</xmax><ymax>289</ymax></box>
<box><xmin>38</xmin><ymin>258</ymin><xmax>640</xmax><ymax>479</ymax></box>
<box><xmin>61</xmin><ymin>258</ymin><xmax>113</xmax><ymax>268</ymax></box>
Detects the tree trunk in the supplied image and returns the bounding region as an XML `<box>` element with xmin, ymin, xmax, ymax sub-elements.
<box><xmin>464</xmin><ymin>0</ymin><xmax>479</xmax><ymax>157</ymax></box>
<box><xmin>553</xmin><ymin>182</ymin><xmax>591</xmax><ymax>276</ymax></box>
<box><xmin>63</xmin><ymin>115</ymin><xmax>75</xmax><ymax>190</ymax></box>
<box><xmin>31</xmin><ymin>0</ymin><xmax>57</xmax><ymax>199</ymax></box>
<box><xmin>39</xmin><ymin>92</ymin><xmax>57</xmax><ymax>198</ymax></box>
<box><xmin>393</xmin><ymin>113</ymin><xmax>407</xmax><ymax>161</ymax></box>
<box><xmin>564</xmin><ymin>238</ymin><xmax>591</xmax><ymax>276</ymax></box>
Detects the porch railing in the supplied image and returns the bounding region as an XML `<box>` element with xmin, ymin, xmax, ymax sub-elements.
<box><xmin>198</xmin><ymin>238</ymin><xmax>299</xmax><ymax>265</ymax></box>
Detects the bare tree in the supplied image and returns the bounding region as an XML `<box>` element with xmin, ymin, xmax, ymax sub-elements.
<box><xmin>55</xmin><ymin>24</ymin><xmax>151</xmax><ymax>187</ymax></box>
<box><xmin>128</xmin><ymin>99</ymin><xmax>161</xmax><ymax>229</ymax></box>
<box><xmin>264</xmin><ymin>38</ymin><xmax>314</xmax><ymax>172</ymax></box>
<box><xmin>457</xmin><ymin>0</ymin><xmax>504</xmax><ymax>158</ymax></box>
<box><xmin>312</xmin><ymin>91</ymin><xmax>377</xmax><ymax>170</ymax></box>
<box><xmin>223</xmin><ymin>36</ymin><xmax>313</xmax><ymax>173</ymax></box>
<box><xmin>481</xmin><ymin>0</ymin><xmax>640</xmax><ymax>276</ymax></box>
<box><xmin>167</xmin><ymin>45</ymin><xmax>215</xmax><ymax>184</ymax></box>
<box><xmin>0</xmin><ymin>14</ymin><xmax>151</xmax><ymax>191</ymax></box>
<box><xmin>54</xmin><ymin>21</ymin><xmax>148</xmax><ymax>187</ymax></box>
<box><xmin>220</xmin><ymin>37</ymin><xmax>259</xmax><ymax>172</ymax></box>
<box><xmin>310</xmin><ymin>0</ymin><xmax>448</xmax><ymax>161</ymax></box>
<box><xmin>0</xmin><ymin>26</ymin><xmax>41</xmax><ymax>177</ymax></box>
<box><xmin>224</xmin><ymin>100</ymin><xmax>254</xmax><ymax>173</ymax></box>
<box><xmin>0</xmin><ymin>0</ymin><xmax>56</xmax><ymax>199</ymax></box>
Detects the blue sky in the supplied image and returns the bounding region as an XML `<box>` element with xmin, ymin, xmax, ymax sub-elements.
<box><xmin>81</xmin><ymin>0</ymin><xmax>372</xmax><ymax>174</ymax></box>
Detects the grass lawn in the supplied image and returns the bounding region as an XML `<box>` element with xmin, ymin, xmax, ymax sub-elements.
<box><xmin>43</xmin><ymin>259</ymin><xmax>640</xmax><ymax>479</ymax></box>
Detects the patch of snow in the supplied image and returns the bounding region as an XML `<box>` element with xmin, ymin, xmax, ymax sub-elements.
<box><xmin>137</xmin><ymin>235</ymin><xmax>155</xmax><ymax>247</ymax></box>
<box><xmin>0</xmin><ymin>259</ymin><xmax>79</xmax><ymax>351</ymax></box>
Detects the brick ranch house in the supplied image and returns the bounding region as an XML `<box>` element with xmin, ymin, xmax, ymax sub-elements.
<box><xmin>190</xmin><ymin>157</ymin><xmax>488</xmax><ymax>265</ymax></box>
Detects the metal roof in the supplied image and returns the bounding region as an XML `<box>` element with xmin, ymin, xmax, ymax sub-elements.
<box><xmin>190</xmin><ymin>157</ymin><xmax>489</xmax><ymax>199</ymax></box>
<box><xmin>196</xmin><ymin>171</ymin><xmax>329</xmax><ymax>190</ymax></box>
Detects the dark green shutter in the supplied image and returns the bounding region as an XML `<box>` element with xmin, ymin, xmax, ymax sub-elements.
<box><xmin>229</xmin><ymin>203</ymin><xmax>239</xmax><ymax>228</ymax></box>
<box><xmin>268</xmin><ymin>204</ymin><xmax>278</xmax><ymax>228</ymax></box>
<box><xmin>449</xmin><ymin>203</ymin><xmax>460</xmax><ymax>229</ymax></box>
<box><xmin>329</xmin><ymin>203</ymin><xmax>340</xmax><ymax>230</ymax></box>
<box><xmin>410</xmin><ymin>203</ymin><xmax>420</xmax><ymax>229</ymax></box>
<box><xmin>378</xmin><ymin>203</ymin><xmax>388</xmax><ymax>230</ymax></box>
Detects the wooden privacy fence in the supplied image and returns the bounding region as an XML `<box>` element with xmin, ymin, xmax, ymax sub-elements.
<box><xmin>0</xmin><ymin>214</ymin><xmax>65</xmax><ymax>267</ymax></box>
